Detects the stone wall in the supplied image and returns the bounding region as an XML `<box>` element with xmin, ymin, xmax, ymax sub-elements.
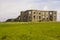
<box><xmin>6</xmin><ymin>10</ymin><xmax>57</xmax><ymax>22</ymax></box>
<box><xmin>20</xmin><ymin>10</ymin><xmax>57</xmax><ymax>22</ymax></box>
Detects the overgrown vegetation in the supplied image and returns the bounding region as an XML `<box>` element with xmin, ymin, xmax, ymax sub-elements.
<box><xmin>0</xmin><ymin>22</ymin><xmax>60</xmax><ymax>40</ymax></box>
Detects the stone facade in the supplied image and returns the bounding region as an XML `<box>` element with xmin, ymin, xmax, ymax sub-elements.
<box><xmin>20</xmin><ymin>10</ymin><xmax>57</xmax><ymax>22</ymax></box>
<box><xmin>6</xmin><ymin>10</ymin><xmax>57</xmax><ymax>22</ymax></box>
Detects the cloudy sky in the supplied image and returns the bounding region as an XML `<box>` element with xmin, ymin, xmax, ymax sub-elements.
<box><xmin>0</xmin><ymin>0</ymin><xmax>60</xmax><ymax>22</ymax></box>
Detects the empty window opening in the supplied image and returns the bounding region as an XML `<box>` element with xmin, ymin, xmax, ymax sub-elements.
<box><xmin>50</xmin><ymin>12</ymin><xmax>52</xmax><ymax>15</ymax></box>
<box><xmin>50</xmin><ymin>15</ymin><xmax>53</xmax><ymax>21</ymax></box>
<box><xmin>34</xmin><ymin>12</ymin><xmax>35</xmax><ymax>14</ymax></box>
<box><xmin>33</xmin><ymin>16</ymin><xmax>35</xmax><ymax>19</ymax></box>
<box><xmin>43</xmin><ymin>16</ymin><xmax>45</xmax><ymax>18</ymax></box>
<box><xmin>39</xmin><ymin>16</ymin><xmax>41</xmax><ymax>19</ymax></box>
<box><xmin>29</xmin><ymin>11</ymin><xmax>31</xmax><ymax>14</ymax></box>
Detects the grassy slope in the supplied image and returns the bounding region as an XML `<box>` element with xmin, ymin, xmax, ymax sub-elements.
<box><xmin>0</xmin><ymin>22</ymin><xmax>60</xmax><ymax>40</ymax></box>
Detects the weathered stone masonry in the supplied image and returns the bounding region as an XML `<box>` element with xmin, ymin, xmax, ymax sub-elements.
<box><xmin>6</xmin><ymin>10</ymin><xmax>57</xmax><ymax>22</ymax></box>
<box><xmin>20</xmin><ymin>10</ymin><xmax>57</xmax><ymax>22</ymax></box>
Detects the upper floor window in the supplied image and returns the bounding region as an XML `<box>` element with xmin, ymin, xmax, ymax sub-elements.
<box><xmin>29</xmin><ymin>11</ymin><xmax>31</xmax><ymax>14</ymax></box>
<box><xmin>50</xmin><ymin>12</ymin><xmax>52</xmax><ymax>15</ymax></box>
<box><xmin>34</xmin><ymin>12</ymin><xmax>35</xmax><ymax>14</ymax></box>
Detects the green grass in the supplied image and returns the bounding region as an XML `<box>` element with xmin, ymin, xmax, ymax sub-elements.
<box><xmin>0</xmin><ymin>22</ymin><xmax>60</xmax><ymax>40</ymax></box>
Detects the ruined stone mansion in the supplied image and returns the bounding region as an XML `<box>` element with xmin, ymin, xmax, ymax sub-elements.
<box><xmin>6</xmin><ymin>10</ymin><xmax>57</xmax><ymax>22</ymax></box>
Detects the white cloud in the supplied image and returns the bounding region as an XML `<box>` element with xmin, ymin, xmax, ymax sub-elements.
<box><xmin>43</xmin><ymin>5</ymin><xmax>49</xmax><ymax>10</ymax></box>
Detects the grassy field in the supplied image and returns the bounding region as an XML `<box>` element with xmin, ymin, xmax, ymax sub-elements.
<box><xmin>0</xmin><ymin>22</ymin><xmax>60</xmax><ymax>40</ymax></box>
